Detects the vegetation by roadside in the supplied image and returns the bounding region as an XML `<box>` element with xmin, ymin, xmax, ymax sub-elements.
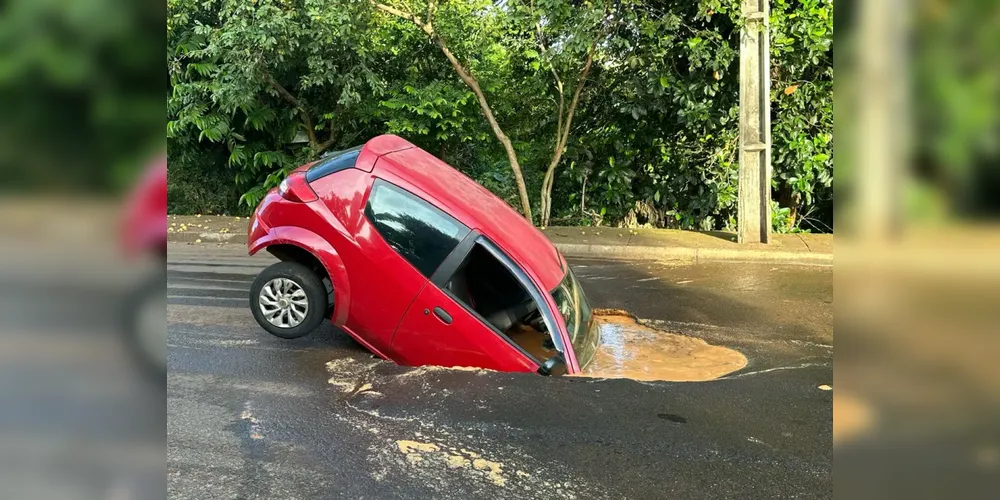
<box><xmin>167</xmin><ymin>0</ymin><xmax>833</xmax><ymax>232</ymax></box>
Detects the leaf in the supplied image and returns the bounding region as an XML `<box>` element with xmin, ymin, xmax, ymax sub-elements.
<box><xmin>524</xmin><ymin>49</ymin><xmax>539</xmax><ymax>59</ymax></box>
<box><xmin>659</xmin><ymin>76</ymin><xmax>668</xmax><ymax>88</ymax></box>
<box><xmin>784</xmin><ymin>85</ymin><xmax>799</xmax><ymax>95</ymax></box>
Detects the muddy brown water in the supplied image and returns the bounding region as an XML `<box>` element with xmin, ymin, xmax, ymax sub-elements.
<box><xmin>576</xmin><ymin>312</ymin><xmax>748</xmax><ymax>382</ymax></box>
<box><xmin>326</xmin><ymin>312</ymin><xmax>747</xmax><ymax>384</ymax></box>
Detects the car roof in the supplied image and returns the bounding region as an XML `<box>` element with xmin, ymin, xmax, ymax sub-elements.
<box><xmin>362</xmin><ymin>135</ymin><xmax>566</xmax><ymax>291</ymax></box>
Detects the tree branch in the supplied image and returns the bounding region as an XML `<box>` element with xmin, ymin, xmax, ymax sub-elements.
<box><xmin>426</xmin><ymin>0</ymin><xmax>437</xmax><ymax>24</ymax></box>
<box><xmin>558</xmin><ymin>43</ymin><xmax>595</xmax><ymax>154</ymax></box>
<box><xmin>531</xmin><ymin>0</ymin><xmax>565</xmax><ymax>224</ymax></box>
<box><xmin>371</xmin><ymin>0</ymin><xmax>532</xmax><ymax>222</ymax></box>
<box><xmin>531</xmin><ymin>0</ymin><xmax>564</xmax><ymax>96</ymax></box>
<box><xmin>263</xmin><ymin>73</ymin><xmax>319</xmax><ymax>151</ymax></box>
<box><xmin>540</xmin><ymin>38</ymin><xmax>598</xmax><ymax>226</ymax></box>
<box><xmin>373</xmin><ymin>2</ymin><xmax>434</xmax><ymax>35</ymax></box>
<box><xmin>317</xmin><ymin>121</ymin><xmax>339</xmax><ymax>152</ymax></box>
<box><xmin>372</xmin><ymin>2</ymin><xmax>419</xmax><ymax>23</ymax></box>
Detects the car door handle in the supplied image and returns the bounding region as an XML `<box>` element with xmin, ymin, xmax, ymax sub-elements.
<box><xmin>433</xmin><ymin>307</ymin><xmax>452</xmax><ymax>325</ymax></box>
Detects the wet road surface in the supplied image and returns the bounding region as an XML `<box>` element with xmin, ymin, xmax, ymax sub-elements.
<box><xmin>168</xmin><ymin>243</ymin><xmax>832</xmax><ymax>499</ymax></box>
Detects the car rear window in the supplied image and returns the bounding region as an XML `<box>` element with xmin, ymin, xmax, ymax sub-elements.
<box><xmin>305</xmin><ymin>146</ymin><xmax>363</xmax><ymax>183</ymax></box>
<box><xmin>365</xmin><ymin>179</ymin><xmax>471</xmax><ymax>277</ymax></box>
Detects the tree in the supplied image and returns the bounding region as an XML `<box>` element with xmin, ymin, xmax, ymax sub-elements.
<box><xmin>514</xmin><ymin>0</ymin><xmax>611</xmax><ymax>227</ymax></box>
<box><xmin>168</xmin><ymin>0</ymin><xmax>383</xmax><ymax>206</ymax></box>
<box><xmin>166</xmin><ymin>0</ymin><xmax>834</xmax><ymax>234</ymax></box>
<box><xmin>371</xmin><ymin>0</ymin><xmax>535</xmax><ymax>221</ymax></box>
<box><xmin>371</xmin><ymin>0</ymin><xmax>622</xmax><ymax>226</ymax></box>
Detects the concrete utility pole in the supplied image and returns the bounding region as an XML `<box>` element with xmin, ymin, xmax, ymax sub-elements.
<box><xmin>738</xmin><ymin>0</ymin><xmax>772</xmax><ymax>244</ymax></box>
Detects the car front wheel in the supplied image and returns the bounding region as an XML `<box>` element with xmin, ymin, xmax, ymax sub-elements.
<box><xmin>250</xmin><ymin>261</ymin><xmax>327</xmax><ymax>339</ymax></box>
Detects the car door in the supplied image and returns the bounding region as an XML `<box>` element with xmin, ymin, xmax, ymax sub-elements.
<box><xmin>391</xmin><ymin>233</ymin><xmax>571</xmax><ymax>373</ymax></box>
<box><xmin>388</xmin><ymin>231</ymin><xmax>540</xmax><ymax>372</ymax></box>
<box><xmin>348</xmin><ymin>179</ymin><xmax>471</xmax><ymax>356</ymax></box>
<box><xmin>390</xmin><ymin>279</ymin><xmax>541</xmax><ymax>372</ymax></box>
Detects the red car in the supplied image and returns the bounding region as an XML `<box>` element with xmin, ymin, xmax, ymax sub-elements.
<box><xmin>248</xmin><ymin>135</ymin><xmax>599</xmax><ymax>375</ymax></box>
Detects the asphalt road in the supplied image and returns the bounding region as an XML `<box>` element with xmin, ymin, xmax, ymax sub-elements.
<box><xmin>167</xmin><ymin>243</ymin><xmax>832</xmax><ymax>499</ymax></box>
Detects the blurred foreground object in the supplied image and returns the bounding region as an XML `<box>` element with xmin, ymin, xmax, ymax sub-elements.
<box><xmin>120</xmin><ymin>154</ymin><xmax>166</xmax><ymax>380</ymax></box>
<box><xmin>836</xmin><ymin>0</ymin><xmax>1000</xmax><ymax>498</ymax></box>
<box><xmin>0</xmin><ymin>0</ymin><xmax>164</xmax><ymax>193</ymax></box>
<box><xmin>0</xmin><ymin>170</ymin><xmax>165</xmax><ymax>499</ymax></box>
<box><xmin>0</xmin><ymin>0</ymin><xmax>165</xmax><ymax>497</ymax></box>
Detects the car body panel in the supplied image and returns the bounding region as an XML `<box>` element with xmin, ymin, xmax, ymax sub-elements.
<box><xmin>248</xmin><ymin>134</ymin><xmax>583</xmax><ymax>374</ymax></box>
<box><xmin>338</xmin><ymin>209</ymin><xmax>431</xmax><ymax>356</ymax></box>
<box><xmin>374</xmin><ymin>143</ymin><xmax>566</xmax><ymax>291</ymax></box>
<box><xmin>391</xmin><ymin>282</ymin><xmax>539</xmax><ymax>372</ymax></box>
<box><xmin>248</xmin><ymin>224</ymin><xmax>353</xmax><ymax>327</ymax></box>
<box><xmin>310</xmin><ymin>166</ymin><xmax>371</xmax><ymax>236</ymax></box>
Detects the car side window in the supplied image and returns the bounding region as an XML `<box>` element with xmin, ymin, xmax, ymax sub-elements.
<box><xmin>365</xmin><ymin>179</ymin><xmax>471</xmax><ymax>277</ymax></box>
<box><xmin>305</xmin><ymin>145</ymin><xmax>362</xmax><ymax>182</ymax></box>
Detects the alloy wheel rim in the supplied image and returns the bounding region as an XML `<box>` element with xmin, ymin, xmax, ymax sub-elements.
<box><xmin>259</xmin><ymin>278</ymin><xmax>309</xmax><ymax>328</ymax></box>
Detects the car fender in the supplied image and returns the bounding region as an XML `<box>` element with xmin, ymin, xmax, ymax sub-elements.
<box><xmin>248</xmin><ymin>226</ymin><xmax>351</xmax><ymax>326</ymax></box>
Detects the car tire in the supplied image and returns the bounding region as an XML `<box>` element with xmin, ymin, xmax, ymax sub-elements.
<box><xmin>250</xmin><ymin>261</ymin><xmax>327</xmax><ymax>339</ymax></box>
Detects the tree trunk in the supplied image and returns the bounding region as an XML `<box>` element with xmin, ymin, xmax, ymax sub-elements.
<box><xmin>264</xmin><ymin>73</ymin><xmax>341</xmax><ymax>158</ymax></box>
<box><xmin>429</xmin><ymin>37</ymin><xmax>533</xmax><ymax>223</ymax></box>
<box><xmin>538</xmin><ymin>47</ymin><xmax>595</xmax><ymax>227</ymax></box>
<box><xmin>371</xmin><ymin>1</ymin><xmax>534</xmax><ymax>223</ymax></box>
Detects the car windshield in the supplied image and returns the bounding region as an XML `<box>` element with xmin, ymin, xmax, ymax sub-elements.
<box><xmin>551</xmin><ymin>268</ymin><xmax>599</xmax><ymax>369</ymax></box>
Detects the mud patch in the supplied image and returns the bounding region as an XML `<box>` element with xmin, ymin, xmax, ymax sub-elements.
<box><xmin>577</xmin><ymin>312</ymin><xmax>747</xmax><ymax>382</ymax></box>
<box><xmin>393</xmin><ymin>438</ymin><xmax>508</xmax><ymax>486</ymax></box>
<box><xmin>397</xmin><ymin>440</ymin><xmax>440</xmax><ymax>454</ymax></box>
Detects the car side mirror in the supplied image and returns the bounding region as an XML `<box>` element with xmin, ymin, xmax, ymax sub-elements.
<box><xmin>538</xmin><ymin>352</ymin><xmax>565</xmax><ymax>376</ymax></box>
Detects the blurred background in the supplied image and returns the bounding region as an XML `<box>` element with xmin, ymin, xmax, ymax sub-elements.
<box><xmin>0</xmin><ymin>0</ymin><xmax>165</xmax><ymax>498</ymax></box>
<box><xmin>836</xmin><ymin>0</ymin><xmax>1000</xmax><ymax>498</ymax></box>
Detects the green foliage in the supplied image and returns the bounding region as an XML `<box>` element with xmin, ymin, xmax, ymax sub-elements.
<box><xmin>380</xmin><ymin>82</ymin><xmax>485</xmax><ymax>142</ymax></box>
<box><xmin>563</xmin><ymin>1</ymin><xmax>741</xmax><ymax>229</ymax></box>
<box><xmin>167</xmin><ymin>0</ymin><xmax>833</xmax><ymax>234</ymax></box>
<box><xmin>168</xmin><ymin>0</ymin><xmax>385</xmax><ymax>209</ymax></box>
<box><xmin>769</xmin><ymin>0</ymin><xmax>833</xmax><ymax>231</ymax></box>
<box><xmin>912</xmin><ymin>0</ymin><xmax>1000</xmax><ymax>216</ymax></box>
<box><xmin>167</xmin><ymin>138</ymin><xmax>247</xmax><ymax>216</ymax></box>
<box><xmin>0</xmin><ymin>0</ymin><xmax>164</xmax><ymax>193</ymax></box>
